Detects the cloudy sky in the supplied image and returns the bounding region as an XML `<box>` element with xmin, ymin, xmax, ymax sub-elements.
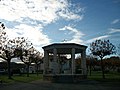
<box><xmin>0</xmin><ymin>0</ymin><xmax>120</xmax><ymax>52</ymax></box>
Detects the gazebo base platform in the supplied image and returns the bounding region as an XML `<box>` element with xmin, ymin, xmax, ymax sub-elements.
<box><xmin>43</xmin><ymin>74</ymin><xmax>87</xmax><ymax>83</ymax></box>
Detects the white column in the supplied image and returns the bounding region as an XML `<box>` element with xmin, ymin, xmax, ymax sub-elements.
<box><xmin>81</xmin><ymin>50</ymin><xmax>87</xmax><ymax>75</ymax></box>
<box><xmin>53</xmin><ymin>48</ymin><xmax>58</xmax><ymax>74</ymax></box>
<box><xmin>53</xmin><ymin>48</ymin><xmax>57</xmax><ymax>62</ymax></box>
<box><xmin>71</xmin><ymin>48</ymin><xmax>75</xmax><ymax>74</ymax></box>
<box><xmin>43</xmin><ymin>50</ymin><xmax>49</xmax><ymax>75</ymax></box>
<box><xmin>58</xmin><ymin>54</ymin><xmax>60</xmax><ymax>74</ymax></box>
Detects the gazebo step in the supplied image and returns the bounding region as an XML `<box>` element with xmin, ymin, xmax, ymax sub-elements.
<box><xmin>43</xmin><ymin>74</ymin><xmax>87</xmax><ymax>83</ymax></box>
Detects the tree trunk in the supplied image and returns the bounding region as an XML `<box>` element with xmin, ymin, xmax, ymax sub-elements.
<box><xmin>27</xmin><ymin>64</ymin><xmax>29</xmax><ymax>77</ymax></box>
<box><xmin>89</xmin><ymin>58</ymin><xmax>92</xmax><ymax>76</ymax></box>
<box><xmin>7</xmin><ymin>59</ymin><xmax>12</xmax><ymax>79</ymax></box>
<box><xmin>89</xmin><ymin>64</ymin><xmax>92</xmax><ymax>76</ymax></box>
<box><xmin>36</xmin><ymin>64</ymin><xmax>39</xmax><ymax>76</ymax></box>
<box><xmin>100</xmin><ymin>58</ymin><xmax>105</xmax><ymax>79</ymax></box>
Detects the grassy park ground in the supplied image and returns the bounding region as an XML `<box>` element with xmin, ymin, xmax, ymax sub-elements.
<box><xmin>0</xmin><ymin>74</ymin><xmax>43</xmax><ymax>83</ymax></box>
<box><xmin>0</xmin><ymin>72</ymin><xmax>120</xmax><ymax>90</ymax></box>
<box><xmin>88</xmin><ymin>71</ymin><xmax>120</xmax><ymax>81</ymax></box>
<box><xmin>1</xmin><ymin>71</ymin><xmax>120</xmax><ymax>83</ymax></box>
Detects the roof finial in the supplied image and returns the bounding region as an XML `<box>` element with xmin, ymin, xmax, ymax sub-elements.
<box><xmin>62</xmin><ymin>39</ymin><xmax>67</xmax><ymax>42</ymax></box>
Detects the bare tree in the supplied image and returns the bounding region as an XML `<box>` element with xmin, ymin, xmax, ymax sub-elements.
<box><xmin>33</xmin><ymin>50</ymin><xmax>43</xmax><ymax>76</ymax></box>
<box><xmin>117</xmin><ymin>44</ymin><xmax>120</xmax><ymax>57</ymax></box>
<box><xmin>23</xmin><ymin>47</ymin><xmax>43</xmax><ymax>76</ymax></box>
<box><xmin>86</xmin><ymin>54</ymin><xmax>95</xmax><ymax>76</ymax></box>
<box><xmin>0</xmin><ymin>22</ymin><xmax>18</xmax><ymax>79</ymax></box>
<box><xmin>22</xmin><ymin>47</ymin><xmax>35</xmax><ymax>77</ymax></box>
<box><xmin>90</xmin><ymin>39</ymin><xmax>116</xmax><ymax>79</ymax></box>
<box><xmin>0</xmin><ymin>22</ymin><xmax>38</xmax><ymax>78</ymax></box>
<box><xmin>13</xmin><ymin>37</ymin><xmax>33</xmax><ymax>77</ymax></box>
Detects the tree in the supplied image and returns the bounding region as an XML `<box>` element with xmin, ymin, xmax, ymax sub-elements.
<box><xmin>90</xmin><ymin>39</ymin><xmax>116</xmax><ymax>79</ymax></box>
<box><xmin>0</xmin><ymin>22</ymin><xmax>22</xmax><ymax>79</ymax></box>
<box><xmin>20</xmin><ymin>49</ymin><xmax>33</xmax><ymax>77</ymax></box>
<box><xmin>104</xmin><ymin>56</ymin><xmax>120</xmax><ymax>72</ymax></box>
<box><xmin>86</xmin><ymin>54</ymin><xmax>97</xmax><ymax>76</ymax></box>
<box><xmin>117</xmin><ymin>44</ymin><xmax>120</xmax><ymax>57</ymax></box>
<box><xmin>0</xmin><ymin>22</ymin><xmax>14</xmax><ymax>79</ymax></box>
<box><xmin>13</xmin><ymin>37</ymin><xmax>33</xmax><ymax>77</ymax></box>
<box><xmin>23</xmin><ymin>47</ymin><xmax>43</xmax><ymax>76</ymax></box>
<box><xmin>33</xmin><ymin>51</ymin><xmax>43</xmax><ymax>76</ymax></box>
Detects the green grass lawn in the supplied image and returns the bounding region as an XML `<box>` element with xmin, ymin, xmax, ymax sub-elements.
<box><xmin>0</xmin><ymin>74</ymin><xmax>43</xmax><ymax>83</ymax></box>
<box><xmin>0</xmin><ymin>71</ymin><xmax>120</xmax><ymax>84</ymax></box>
<box><xmin>88</xmin><ymin>71</ymin><xmax>120</xmax><ymax>82</ymax></box>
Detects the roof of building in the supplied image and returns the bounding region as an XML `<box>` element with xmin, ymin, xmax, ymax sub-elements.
<box><xmin>42</xmin><ymin>43</ymin><xmax>87</xmax><ymax>54</ymax></box>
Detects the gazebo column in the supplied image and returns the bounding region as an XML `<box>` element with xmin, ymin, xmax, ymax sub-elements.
<box><xmin>53</xmin><ymin>48</ymin><xmax>57</xmax><ymax>62</ymax></box>
<box><xmin>71</xmin><ymin>48</ymin><xmax>75</xmax><ymax>74</ymax></box>
<box><xmin>58</xmin><ymin>54</ymin><xmax>60</xmax><ymax>74</ymax></box>
<box><xmin>81</xmin><ymin>50</ymin><xmax>87</xmax><ymax>75</ymax></box>
<box><xmin>43</xmin><ymin>50</ymin><xmax>49</xmax><ymax>75</ymax></box>
<box><xmin>53</xmin><ymin>48</ymin><xmax>58</xmax><ymax>74</ymax></box>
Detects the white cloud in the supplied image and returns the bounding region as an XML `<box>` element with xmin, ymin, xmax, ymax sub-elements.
<box><xmin>5</xmin><ymin>24</ymin><xmax>51</xmax><ymax>46</ymax></box>
<box><xmin>86</xmin><ymin>35</ymin><xmax>110</xmax><ymax>44</ymax></box>
<box><xmin>0</xmin><ymin>0</ymin><xmax>84</xmax><ymax>51</ymax></box>
<box><xmin>0</xmin><ymin>0</ymin><xmax>83</xmax><ymax>24</ymax></box>
<box><xmin>85</xmin><ymin>28</ymin><xmax>120</xmax><ymax>44</ymax></box>
<box><xmin>59</xmin><ymin>25</ymin><xmax>85</xmax><ymax>44</ymax></box>
<box><xmin>111</xmin><ymin>19</ymin><xmax>120</xmax><ymax>24</ymax></box>
<box><xmin>109</xmin><ymin>28</ymin><xmax>120</xmax><ymax>34</ymax></box>
<box><xmin>58</xmin><ymin>11</ymin><xmax>83</xmax><ymax>20</ymax></box>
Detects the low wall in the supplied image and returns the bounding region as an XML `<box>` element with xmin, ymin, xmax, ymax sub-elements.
<box><xmin>43</xmin><ymin>74</ymin><xmax>87</xmax><ymax>83</ymax></box>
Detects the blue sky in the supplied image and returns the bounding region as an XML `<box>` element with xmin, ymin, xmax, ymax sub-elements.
<box><xmin>0</xmin><ymin>0</ymin><xmax>120</xmax><ymax>53</ymax></box>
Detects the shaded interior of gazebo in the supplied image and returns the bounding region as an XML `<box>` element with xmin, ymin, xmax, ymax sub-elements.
<box><xmin>42</xmin><ymin>43</ymin><xmax>87</xmax><ymax>82</ymax></box>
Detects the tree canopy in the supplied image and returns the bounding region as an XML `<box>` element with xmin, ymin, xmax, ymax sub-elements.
<box><xmin>90</xmin><ymin>39</ymin><xmax>116</xmax><ymax>79</ymax></box>
<box><xmin>90</xmin><ymin>39</ymin><xmax>116</xmax><ymax>59</ymax></box>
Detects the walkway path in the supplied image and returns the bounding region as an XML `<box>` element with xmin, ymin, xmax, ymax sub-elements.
<box><xmin>0</xmin><ymin>80</ymin><xmax>120</xmax><ymax>90</ymax></box>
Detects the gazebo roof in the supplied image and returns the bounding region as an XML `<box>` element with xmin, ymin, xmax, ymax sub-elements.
<box><xmin>42</xmin><ymin>43</ymin><xmax>87</xmax><ymax>54</ymax></box>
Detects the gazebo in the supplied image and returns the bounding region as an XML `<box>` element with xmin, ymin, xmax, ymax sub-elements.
<box><xmin>42</xmin><ymin>43</ymin><xmax>87</xmax><ymax>82</ymax></box>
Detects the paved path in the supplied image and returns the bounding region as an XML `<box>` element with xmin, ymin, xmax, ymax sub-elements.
<box><xmin>0</xmin><ymin>80</ymin><xmax>120</xmax><ymax>90</ymax></box>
